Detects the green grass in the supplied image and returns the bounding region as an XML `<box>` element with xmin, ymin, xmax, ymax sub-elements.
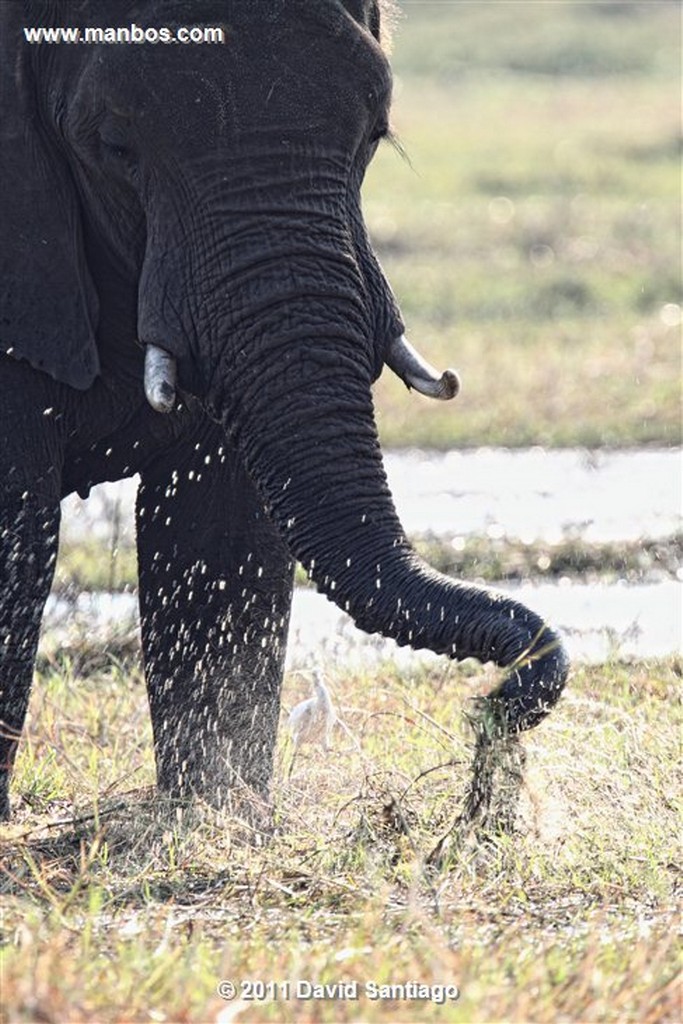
<box><xmin>54</xmin><ymin>538</ymin><xmax>138</xmax><ymax>594</ymax></box>
<box><xmin>1</xmin><ymin>655</ymin><xmax>680</xmax><ymax>1022</ymax></box>
<box><xmin>54</xmin><ymin>528</ymin><xmax>683</xmax><ymax>596</ymax></box>
<box><xmin>412</xmin><ymin>531</ymin><xmax>683</xmax><ymax>585</ymax></box>
<box><xmin>365</xmin><ymin>5</ymin><xmax>681</xmax><ymax>447</ymax></box>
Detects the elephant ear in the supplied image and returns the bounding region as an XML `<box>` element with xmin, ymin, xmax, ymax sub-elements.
<box><xmin>0</xmin><ymin>25</ymin><xmax>99</xmax><ymax>389</ymax></box>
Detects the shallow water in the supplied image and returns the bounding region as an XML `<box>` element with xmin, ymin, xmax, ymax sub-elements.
<box><xmin>286</xmin><ymin>580</ymin><xmax>682</xmax><ymax>667</ymax></box>
<box><xmin>384</xmin><ymin>448</ymin><xmax>682</xmax><ymax>544</ymax></box>
<box><xmin>44</xmin><ymin>577</ymin><xmax>681</xmax><ymax>667</ymax></box>
<box><xmin>61</xmin><ymin>447</ymin><xmax>682</xmax><ymax>545</ymax></box>
<box><xmin>53</xmin><ymin>447</ymin><xmax>682</xmax><ymax>666</ymax></box>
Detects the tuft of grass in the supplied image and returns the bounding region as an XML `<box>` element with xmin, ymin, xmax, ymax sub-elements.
<box><xmin>1</xmin><ymin>656</ymin><xmax>680</xmax><ymax>1022</ymax></box>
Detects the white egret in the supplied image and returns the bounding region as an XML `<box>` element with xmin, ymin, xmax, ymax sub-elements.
<box><xmin>288</xmin><ymin>668</ymin><xmax>337</xmax><ymax>751</ymax></box>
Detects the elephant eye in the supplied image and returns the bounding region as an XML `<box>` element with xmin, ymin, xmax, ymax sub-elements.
<box><xmin>98</xmin><ymin>134</ymin><xmax>140</xmax><ymax>182</ymax></box>
<box><xmin>104</xmin><ymin>143</ymin><xmax>130</xmax><ymax>161</ymax></box>
<box><xmin>98</xmin><ymin>115</ymin><xmax>136</xmax><ymax>164</ymax></box>
<box><xmin>100</xmin><ymin>135</ymin><xmax>133</xmax><ymax>160</ymax></box>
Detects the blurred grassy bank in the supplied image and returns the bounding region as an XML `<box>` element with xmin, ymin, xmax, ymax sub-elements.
<box><xmin>52</xmin><ymin>530</ymin><xmax>683</xmax><ymax>594</ymax></box>
<box><xmin>366</xmin><ymin>1</ymin><xmax>681</xmax><ymax>448</ymax></box>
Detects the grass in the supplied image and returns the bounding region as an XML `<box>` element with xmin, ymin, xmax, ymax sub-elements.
<box><xmin>53</xmin><ymin>527</ymin><xmax>683</xmax><ymax>595</ymax></box>
<box><xmin>365</xmin><ymin>4</ymin><xmax>681</xmax><ymax>448</ymax></box>
<box><xmin>54</xmin><ymin>538</ymin><xmax>138</xmax><ymax>595</ymax></box>
<box><xmin>1</xmin><ymin>653</ymin><xmax>680</xmax><ymax>1022</ymax></box>
<box><xmin>411</xmin><ymin>531</ymin><xmax>683</xmax><ymax>585</ymax></box>
<box><xmin>389</xmin><ymin>2</ymin><xmax>680</xmax><ymax>82</ymax></box>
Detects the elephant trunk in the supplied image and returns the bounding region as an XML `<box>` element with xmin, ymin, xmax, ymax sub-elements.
<box><xmin>225</xmin><ymin>344</ymin><xmax>569</xmax><ymax>734</ymax></box>
<box><xmin>136</xmin><ymin>156</ymin><xmax>569</xmax><ymax>730</ymax></box>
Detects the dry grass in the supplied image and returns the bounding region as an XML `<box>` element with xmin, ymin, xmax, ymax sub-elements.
<box><xmin>1</xmin><ymin>655</ymin><xmax>680</xmax><ymax>1022</ymax></box>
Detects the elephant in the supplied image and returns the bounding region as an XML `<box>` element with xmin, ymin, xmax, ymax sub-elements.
<box><xmin>0</xmin><ymin>0</ymin><xmax>569</xmax><ymax>824</ymax></box>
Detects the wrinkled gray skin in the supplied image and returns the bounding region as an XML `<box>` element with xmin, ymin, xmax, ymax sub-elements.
<box><xmin>0</xmin><ymin>0</ymin><xmax>569</xmax><ymax>821</ymax></box>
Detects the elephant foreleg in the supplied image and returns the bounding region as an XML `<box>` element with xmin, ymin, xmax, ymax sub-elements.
<box><xmin>135</xmin><ymin>426</ymin><xmax>294</xmax><ymax>811</ymax></box>
<box><xmin>0</xmin><ymin>496</ymin><xmax>60</xmax><ymax>819</ymax></box>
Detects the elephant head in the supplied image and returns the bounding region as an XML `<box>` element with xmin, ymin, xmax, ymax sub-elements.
<box><xmin>0</xmin><ymin>2</ymin><xmax>568</xmax><ymax>773</ymax></box>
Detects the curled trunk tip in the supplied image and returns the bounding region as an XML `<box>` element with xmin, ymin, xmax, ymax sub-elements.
<box><xmin>486</xmin><ymin>621</ymin><xmax>570</xmax><ymax>734</ymax></box>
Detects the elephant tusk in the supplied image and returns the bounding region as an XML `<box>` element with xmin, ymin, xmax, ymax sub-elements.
<box><xmin>144</xmin><ymin>344</ymin><xmax>177</xmax><ymax>413</ymax></box>
<box><xmin>385</xmin><ymin>334</ymin><xmax>460</xmax><ymax>401</ymax></box>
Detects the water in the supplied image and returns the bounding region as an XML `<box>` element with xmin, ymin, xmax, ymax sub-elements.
<box><xmin>44</xmin><ymin>579</ymin><xmax>682</xmax><ymax>667</ymax></box>
<box><xmin>287</xmin><ymin>580</ymin><xmax>681</xmax><ymax>667</ymax></box>
<box><xmin>61</xmin><ymin>448</ymin><xmax>682</xmax><ymax>545</ymax></box>
<box><xmin>383</xmin><ymin>448</ymin><xmax>682</xmax><ymax>544</ymax></box>
<box><xmin>53</xmin><ymin>448</ymin><xmax>682</xmax><ymax>665</ymax></box>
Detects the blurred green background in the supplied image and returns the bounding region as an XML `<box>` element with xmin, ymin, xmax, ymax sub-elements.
<box><xmin>365</xmin><ymin>0</ymin><xmax>681</xmax><ymax>447</ymax></box>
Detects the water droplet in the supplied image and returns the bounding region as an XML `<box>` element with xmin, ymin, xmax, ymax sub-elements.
<box><xmin>488</xmin><ymin>196</ymin><xmax>515</xmax><ymax>224</ymax></box>
<box><xmin>660</xmin><ymin>303</ymin><xmax>681</xmax><ymax>327</ymax></box>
